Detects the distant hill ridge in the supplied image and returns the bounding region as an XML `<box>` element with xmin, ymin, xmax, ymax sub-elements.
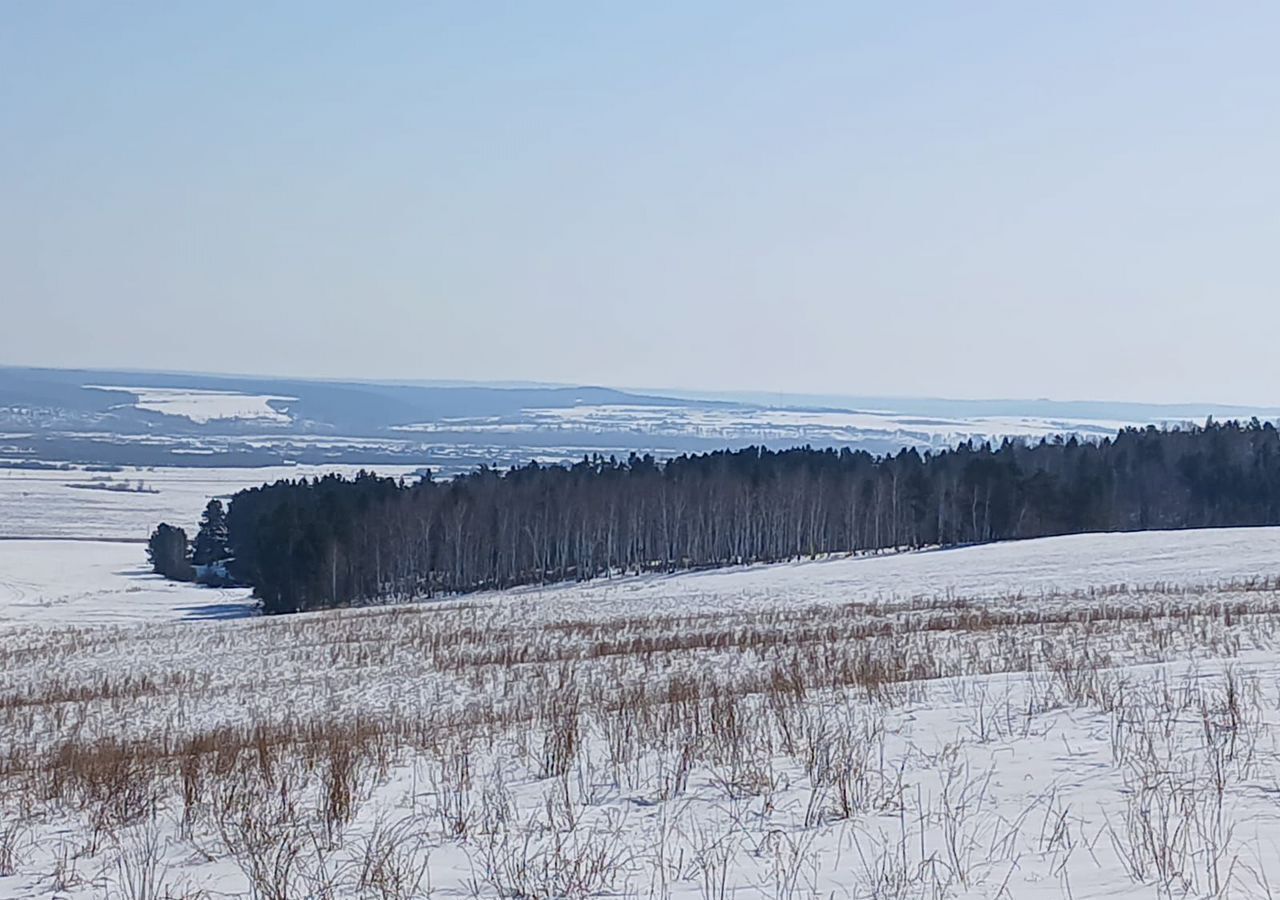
<box><xmin>4</xmin><ymin>365</ymin><xmax>1280</xmax><ymax>470</ymax></box>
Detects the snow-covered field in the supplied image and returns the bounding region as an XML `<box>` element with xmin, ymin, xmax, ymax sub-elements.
<box><xmin>0</xmin><ymin>463</ymin><xmax>424</xmax><ymax>541</ymax></box>
<box><xmin>393</xmin><ymin>404</ymin><xmax>1145</xmax><ymax>448</ymax></box>
<box><xmin>84</xmin><ymin>386</ymin><xmax>297</xmax><ymax>425</ymax></box>
<box><xmin>4</xmin><ymin>529</ymin><xmax>1280</xmax><ymax>897</ymax></box>
<box><xmin>0</xmin><ymin>541</ymin><xmax>252</xmax><ymax>629</ymax></box>
<box><xmin>491</xmin><ymin>527</ymin><xmax>1280</xmax><ymax>624</ymax></box>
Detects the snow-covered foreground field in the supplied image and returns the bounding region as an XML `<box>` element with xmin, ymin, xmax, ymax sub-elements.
<box><xmin>4</xmin><ymin>530</ymin><xmax>1280</xmax><ymax>898</ymax></box>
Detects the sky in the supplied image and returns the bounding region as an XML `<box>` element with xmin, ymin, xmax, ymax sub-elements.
<box><xmin>3</xmin><ymin>2</ymin><xmax>1279</xmax><ymax>405</ymax></box>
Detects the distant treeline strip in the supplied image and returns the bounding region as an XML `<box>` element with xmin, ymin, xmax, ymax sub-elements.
<box><xmin>217</xmin><ymin>421</ymin><xmax>1280</xmax><ymax>614</ymax></box>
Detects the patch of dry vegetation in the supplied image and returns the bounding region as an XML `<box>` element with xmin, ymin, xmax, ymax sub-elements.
<box><xmin>4</xmin><ymin>579</ymin><xmax>1280</xmax><ymax>896</ymax></box>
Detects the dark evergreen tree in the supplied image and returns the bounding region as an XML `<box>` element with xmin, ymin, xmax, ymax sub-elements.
<box><xmin>191</xmin><ymin>499</ymin><xmax>230</xmax><ymax>566</ymax></box>
<box><xmin>146</xmin><ymin>523</ymin><xmax>194</xmax><ymax>582</ymax></box>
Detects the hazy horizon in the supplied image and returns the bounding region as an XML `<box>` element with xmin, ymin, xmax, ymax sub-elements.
<box><xmin>9</xmin><ymin>361</ymin><xmax>1280</xmax><ymax>417</ymax></box>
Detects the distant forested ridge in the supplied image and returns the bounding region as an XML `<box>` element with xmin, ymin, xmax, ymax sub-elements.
<box><xmin>215</xmin><ymin>421</ymin><xmax>1280</xmax><ymax>614</ymax></box>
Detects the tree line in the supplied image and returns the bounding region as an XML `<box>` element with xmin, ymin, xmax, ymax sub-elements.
<box><xmin>154</xmin><ymin>420</ymin><xmax>1280</xmax><ymax>614</ymax></box>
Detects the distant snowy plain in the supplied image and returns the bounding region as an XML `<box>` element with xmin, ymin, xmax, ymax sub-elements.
<box><xmin>390</xmin><ymin>402</ymin><xmax>1145</xmax><ymax>450</ymax></box>
<box><xmin>0</xmin><ymin>463</ymin><xmax>424</xmax><ymax>541</ymax></box>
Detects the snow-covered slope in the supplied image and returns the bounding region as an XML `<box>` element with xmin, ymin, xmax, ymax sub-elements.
<box><xmin>484</xmin><ymin>526</ymin><xmax>1280</xmax><ymax>624</ymax></box>
<box><xmin>85</xmin><ymin>385</ymin><xmax>296</xmax><ymax>424</ymax></box>
<box><xmin>3</xmin><ymin>527</ymin><xmax>1277</xmax><ymax>630</ymax></box>
<box><xmin>5</xmin><ymin>528</ymin><xmax>1280</xmax><ymax>899</ymax></box>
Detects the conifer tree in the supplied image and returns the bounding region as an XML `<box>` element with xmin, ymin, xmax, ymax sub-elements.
<box><xmin>147</xmin><ymin>523</ymin><xmax>194</xmax><ymax>582</ymax></box>
<box><xmin>192</xmin><ymin>499</ymin><xmax>230</xmax><ymax>566</ymax></box>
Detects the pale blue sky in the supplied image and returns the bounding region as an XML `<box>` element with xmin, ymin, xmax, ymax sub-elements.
<box><xmin>3</xmin><ymin>3</ymin><xmax>1279</xmax><ymax>403</ymax></box>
